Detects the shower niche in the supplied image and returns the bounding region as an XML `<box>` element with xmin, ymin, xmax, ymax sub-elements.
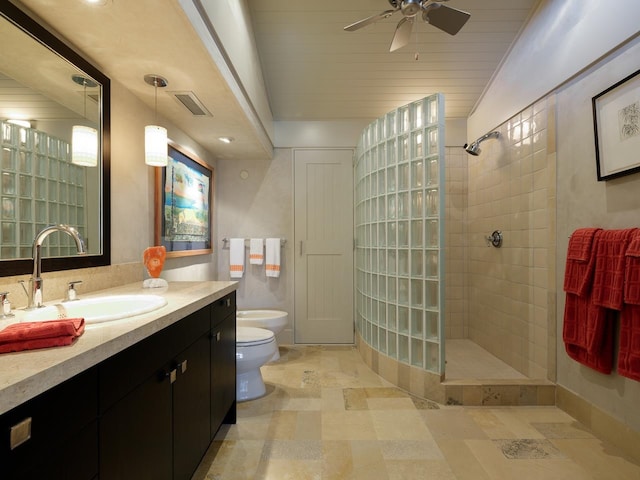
<box><xmin>355</xmin><ymin>95</ymin><xmax>445</xmax><ymax>375</ymax></box>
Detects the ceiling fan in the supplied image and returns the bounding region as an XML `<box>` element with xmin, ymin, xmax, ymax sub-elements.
<box><xmin>344</xmin><ymin>0</ymin><xmax>471</xmax><ymax>52</ymax></box>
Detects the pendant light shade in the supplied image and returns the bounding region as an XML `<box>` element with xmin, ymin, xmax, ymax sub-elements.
<box><xmin>144</xmin><ymin>74</ymin><xmax>168</xmax><ymax>167</ymax></box>
<box><xmin>71</xmin><ymin>74</ymin><xmax>99</xmax><ymax>167</ymax></box>
<box><xmin>145</xmin><ymin>124</ymin><xmax>168</xmax><ymax>166</ymax></box>
<box><xmin>72</xmin><ymin>125</ymin><xmax>98</xmax><ymax>166</ymax></box>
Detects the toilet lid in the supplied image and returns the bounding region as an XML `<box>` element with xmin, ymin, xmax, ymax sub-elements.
<box><xmin>236</xmin><ymin>326</ymin><xmax>275</xmax><ymax>346</ymax></box>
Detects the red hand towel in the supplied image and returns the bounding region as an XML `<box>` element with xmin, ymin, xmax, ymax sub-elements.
<box><xmin>624</xmin><ymin>230</ymin><xmax>640</xmax><ymax>304</ymax></box>
<box><xmin>564</xmin><ymin>228</ymin><xmax>601</xmax><ymax>297</ymax></box>
<box><xmin>563</xmin><ymin>229</ymin><xmax>602</xmax><ymax>349</ymax></box>
<box><xmin>0</xmin><ymin>318</ymin><xmax>85</xmax><ymax>354</ymax></box>
<box><xmin>592</xmin><ymin>228</ymin><xmax>638</xmax><ymax>310</ymax></box>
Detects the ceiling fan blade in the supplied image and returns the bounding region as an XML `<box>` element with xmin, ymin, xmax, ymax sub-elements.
<box><xmin>344</xmin><ymin>9</ymin><xmax>397</xmax><ymax>32</ymax></box>
<box><xmin>389</xmin><ymin>17</ymin><xmax>414</xmax><ymax>52</ymax></box>
<box><xmin>423</xmin><ymin>4</ymin><xmax>471</xmax><ymax>36</ymax></box>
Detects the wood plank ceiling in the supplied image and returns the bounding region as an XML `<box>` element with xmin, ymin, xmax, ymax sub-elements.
<box><xmin>7</xmin><ymin>0</ymin><xmax>539</xmax><ymax>160</ymax></box>
<box><xmin>248</xmin><ymin>0</ymin><xmax>539</xmax><ymax>121</ymax></box>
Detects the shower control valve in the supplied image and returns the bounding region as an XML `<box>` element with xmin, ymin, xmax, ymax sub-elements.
<box><xmin>486</xmin><ymin>230</ymin><xmax>503</xmax><ymax>248</ymax></box>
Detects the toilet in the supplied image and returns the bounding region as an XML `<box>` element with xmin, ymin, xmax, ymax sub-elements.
<box><xmin>235</xmin><ymin>326</ymin><xmax>277</xmax><ymax>402</ymax></box>
<box><xmin>236</xmin><ymin>309</ymin><xmax>288</xmax><ymax>361</ymax></box>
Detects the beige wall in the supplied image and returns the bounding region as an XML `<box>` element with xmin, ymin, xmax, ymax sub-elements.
<box><xmin>215</xmin><ymin>148</ymin><xmax>294</xmax><ymax>344</ymax></box>
<box><xmin>0</xmin><ymin>77</ymin><xmax>219</xmax><ymax>304</ymax></box>
<box><xmin>556</xmin><ymin>39</ymin><xmax>640</xmax><ymax>433</ymax></box>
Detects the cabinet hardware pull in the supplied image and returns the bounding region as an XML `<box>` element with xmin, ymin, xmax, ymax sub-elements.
<box><xmin>225</xmin><ymin>298</ymin><xmax>231</xmax><ymax>307</ymax></box>
<box><xmin>165</xmin><ymin>369</ymin><xmax>177</xmax><ymax>383</ymax></box>
<box><xmin>216</xmin><ymin>331</ymin><xmax>221</xmax><ymax>342</ymax></box>
<box><xmin>180</xmin><ymin>360</ymin><xmax>188</xmax><ymax>374</ymax></box>
<box><xmin>10</xmin><ymin>417</ymin><xmax>32</xmax><ymax>450</ymax></box>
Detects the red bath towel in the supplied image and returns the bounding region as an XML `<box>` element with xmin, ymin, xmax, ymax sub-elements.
<box><xmin>619</xmin><ymin>230</ymin><xmax>640</xmax><ymax>381</ymax></box>
<box><xmin>0</xmin><ymin>318</ymin><xmax>85</xmax><ymax>354</ymax></box>
<box><xmin>563</xmin><ymin>229</ymin><xmax>614</xmax><ymax>373</ymax></box>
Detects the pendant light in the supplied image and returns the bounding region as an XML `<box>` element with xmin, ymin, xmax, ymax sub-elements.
<box><xmin>144</xmin><ymin>74</ymin><xmax>168</xmax><ymax>167</ymax></box>
<box><xmin>71</xmin><ymin>74</ymin><xmax>98</xmax><ymax>167</ymax></box>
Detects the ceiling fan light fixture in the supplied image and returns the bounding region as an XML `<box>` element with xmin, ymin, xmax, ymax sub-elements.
<box><xmin>400</xmin><ymin>0</ymin><xmax>421</xmax><ymax>17</ymax></box>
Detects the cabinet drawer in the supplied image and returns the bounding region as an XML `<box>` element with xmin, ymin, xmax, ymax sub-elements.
<box><xmin>99</xmin><ymin>306</ymin><xmax>210</xmax><ymax>412</ymax></box>
<box><xmin>212</xmin><ymin>292</ymin><xmax>235</xmax><ymax>327</ymax></box>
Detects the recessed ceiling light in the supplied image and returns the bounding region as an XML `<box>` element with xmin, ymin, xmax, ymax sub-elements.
<box><xmin>84</xmin><ymin>0</ymin><xmax>110</xmax><ymax>6</ymax></box>
<box><xmin>218</xmin><ymin>136</ymin><xmax>234</xmax><ymax>144</ymax></box>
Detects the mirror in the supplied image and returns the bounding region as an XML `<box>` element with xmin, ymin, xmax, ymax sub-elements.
<box><xmin>0</xmin><ymin>3</ymin><xmax>110</xmax><ymax>276</ymax></box>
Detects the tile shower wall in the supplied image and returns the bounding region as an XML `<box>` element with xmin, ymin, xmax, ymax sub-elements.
<box><xmin>444</xmin><ymin>146</ymin><xmax>467</xmax><ymax>339</ymax></box>
<box><xmin>464</xmin><ymin>97</ymin><xmax>556</xmax><ymax>379</ymax></box>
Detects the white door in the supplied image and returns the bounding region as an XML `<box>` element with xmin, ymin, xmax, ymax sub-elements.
<box><xmin>294</xmin><ymin>149</ymin><xmax>354</xmax><ymax>344</ymax></box>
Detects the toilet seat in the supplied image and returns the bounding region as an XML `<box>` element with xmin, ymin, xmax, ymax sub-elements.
<box><xmin>237</xmin><ymin>326</ymin><xmax>275</xmax><ymax>346</ymax></box>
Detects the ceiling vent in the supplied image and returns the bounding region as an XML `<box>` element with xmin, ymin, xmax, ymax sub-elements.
<box><xmin>170</xmin><ymin>91</ymin><xmax>211</xmax><ymax>117</ymax></box>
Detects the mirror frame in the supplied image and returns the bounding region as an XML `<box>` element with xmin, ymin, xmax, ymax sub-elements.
<box><xmin>0</xmin><ymin>2</ymin><xmax>111</xmax><ymax>276</ymax></box>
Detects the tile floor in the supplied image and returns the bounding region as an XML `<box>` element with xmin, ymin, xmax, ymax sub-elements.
<box><xmin>193</xmin><ymin>346</ymin><xmax>640</xmax><ymax>480</ymax></box>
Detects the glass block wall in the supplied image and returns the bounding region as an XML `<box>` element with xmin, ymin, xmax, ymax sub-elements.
<box><xmin>1</xmin><ymin>121</ymin><xmax>86</xmax><ymax>260</ymax></box>
<box><xmin>355</xmin><ymin>95</ymin><xmax>445</xmax><ymax>374</ymax></box>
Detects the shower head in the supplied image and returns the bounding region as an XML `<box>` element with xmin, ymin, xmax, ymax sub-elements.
<box><xmin>463</xmin><ymin>131</ymin><xmax>500</xmax><ymax>156</ymax></box>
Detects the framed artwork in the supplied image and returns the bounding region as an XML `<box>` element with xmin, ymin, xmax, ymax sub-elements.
<box><xmin>154</xmin><ymin>141</ymin><xmax>213</xmax><ymax>257</ymax></box>
<box><xmin>593</xmin><ymin>68</ymin><xmax>640</xmax><ymax>181</ymax></box>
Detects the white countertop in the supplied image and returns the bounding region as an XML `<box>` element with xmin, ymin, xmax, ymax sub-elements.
<box><xmin>0</xmin><ymin>281</ymin><xmax>237</xmax><ymax>415</ymax></box>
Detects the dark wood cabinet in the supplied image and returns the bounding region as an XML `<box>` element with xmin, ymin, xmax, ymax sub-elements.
<box><xmin>0</xmin><ymin>367</ymin><xmax>99</xmax><ymax>480</ymax></box>
<box><xmin>211</xmin><ymin>312</ymin><xmax>237</xmax><ymax>436</ymax></box>
<box><xmin>0</xmin><ymin>292</ymin><xmax>236</xmax><ymax>480</ymax></box>
<box><xmin>98</xmin><ymin>293</ymin><xmax>236</xmax><ymax>480</ymax></box>
<box><xmin>173</xmin><ymin>332</ymin><xmax>212</xmax><ymax>480</ymax></box>
<box><xmin>99</xmin><ymin>366</ymin><xmax>173</xmax><ymax>480</ymax></box>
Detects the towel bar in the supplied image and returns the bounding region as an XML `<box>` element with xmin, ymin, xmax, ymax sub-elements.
<box><xmin>221</xmin><ymin>238</ymin><xmax>286</xmax><ymax>248</ymax></box>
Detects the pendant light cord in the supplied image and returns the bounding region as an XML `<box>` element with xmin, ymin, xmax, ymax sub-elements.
<box><xmin>154</xmin><ymin>80</ymin><xmax>158</xmax><ymax>123</ymax></box>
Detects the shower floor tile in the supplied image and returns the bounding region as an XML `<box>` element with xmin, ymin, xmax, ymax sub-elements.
<box><xmin>445</xmin><ymin>339</ymin><xmax>528</xmax><ymax>380</ymax></box>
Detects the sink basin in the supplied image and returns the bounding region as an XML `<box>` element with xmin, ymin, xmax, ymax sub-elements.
<box><xmin>19</xmin><ymin>294</ymin><xmax>168</xmax><ymax>324</ymax></box>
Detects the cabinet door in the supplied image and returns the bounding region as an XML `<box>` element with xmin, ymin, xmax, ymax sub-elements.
<box><xmin>211</xmin><ymin>312</ymin><xmax>236</xmax><ymax>437</ymax></box>
<box><xmin>0</xmin><ymin>367</ymin><xmax>98</xmax><ymax>480</ymax></box>
<box><xmin>99</xmin><ymin>370</ymin><xmax>172</xmax><ymax>480</ymax></box>
<box><xmin>173</xmin><ymin>333</ymin><xmax>211</xmax><ymax>480</ymax></box>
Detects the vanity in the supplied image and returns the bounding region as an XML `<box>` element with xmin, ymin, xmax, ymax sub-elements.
<box><xmin>0</xmin><ymin>281</ymin><xmax>237</xmax><ymax>480</ymax></box>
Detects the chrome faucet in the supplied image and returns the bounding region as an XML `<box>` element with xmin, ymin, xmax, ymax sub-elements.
<box><xmin>25</xmin><ymin>224</ymin><xmax>86</xmax><ymax>309</ymax></box>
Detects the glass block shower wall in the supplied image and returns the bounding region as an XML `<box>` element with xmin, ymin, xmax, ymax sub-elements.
<box><xmin>355</xmin><ymin>95</ymin><xmax>445</xmax><ymax>375</ymax></box>
<box><xmin>1</xmin><ymin>121</ymin><xmax>86</xmax><ymax>259</ymax></box>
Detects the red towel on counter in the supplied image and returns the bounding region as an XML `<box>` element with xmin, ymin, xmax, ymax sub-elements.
<box><xmin>0</xmin><ymin>318</ymin><xmax>85</xmax><ymax>354</ymax></box>
<box><xmin>619</xmin><ymin>230</ymin><xmax>640</xmax><ymax>381</ymax></box>
<box><xmin>563</xmin><ymin>229</ymin><xmax>614</xmax><ymax>373</ymax></box>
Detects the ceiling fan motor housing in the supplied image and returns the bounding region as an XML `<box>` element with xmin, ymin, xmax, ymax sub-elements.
<box><xmin>399</xmin><ymin>0</ymin><xmax>422</xmax><ymax>16</ymax></box>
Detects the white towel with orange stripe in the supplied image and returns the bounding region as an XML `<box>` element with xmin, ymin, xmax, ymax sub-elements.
<box><xmin>249</xmin><ymin>238</ymin><xmax>264</xmax><ymax>265</ymax></box>
<box><xmin>229</xmin><ymin>238</ymin><xmax>245</xmax><ymax>278</ymax></box>
<box><xmin>265</xmin><ymin>238</ymin><xmax>281</xmax><ymax>278</ymax></box>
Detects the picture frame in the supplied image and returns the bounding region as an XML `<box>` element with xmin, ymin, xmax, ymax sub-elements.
<box><xmin>154</xmin><ymin>141</ymin><xmax>213</xmax><ymax>257</ymax></box>
<box><xmin>592</xmin><ymin>68</ymin><xmax>640</xmax><ymax>181</ymax></box>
